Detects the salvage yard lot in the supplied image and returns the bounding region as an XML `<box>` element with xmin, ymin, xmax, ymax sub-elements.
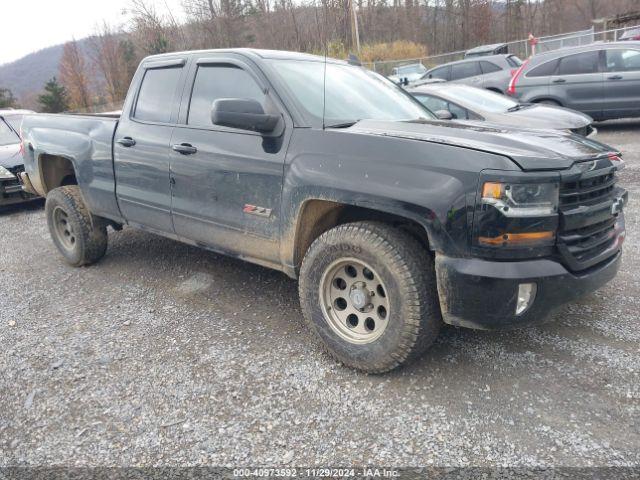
<box><xmin>1</xmin><ymin>121</ymin><xmax>639</xmax><ymax>467</ymax></box>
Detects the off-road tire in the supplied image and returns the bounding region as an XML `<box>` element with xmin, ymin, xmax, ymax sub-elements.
<box><xmin>299</xmin><ymin>221</ymin><xmax>442</xmax><ymax>373</ymax></box>
<box><xmin>45</xmin><ymin>186</ymin><xmax>108</xmax><ymax>267</ymax></box>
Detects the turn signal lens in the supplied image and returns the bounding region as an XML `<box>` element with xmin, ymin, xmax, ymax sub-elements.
<box><xmin>478</xmin><ymin>231</ymin><xmax>555</xmax><ymax>247</ymax></box>
<box><xmin>482</xmin><ymin>182</ymin><xmax>504</xmax><ymax>200</ymax></box>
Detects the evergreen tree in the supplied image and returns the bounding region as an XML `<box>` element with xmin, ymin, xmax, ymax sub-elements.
<box><xmin>38</xmin><ymin>77</ymin><xmax>69</xmax><ymax>113</ymax></box>
<box><xmin>0</xmin><ymin>88</ymin><xmax>16</xmax><ymax>108</ymax></box>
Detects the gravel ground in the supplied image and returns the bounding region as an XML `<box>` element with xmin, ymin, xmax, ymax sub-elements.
<box><xmin>1</xmin><ymin>121</ymin><xmax>639</xmax><ymax>469</ymax></box>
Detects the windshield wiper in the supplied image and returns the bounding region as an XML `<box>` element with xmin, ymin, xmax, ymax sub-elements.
<box><xmin>325</xmin><ymin>121</ymin><xmax>359</xmax><ymax>129</ymax></box>
<box><xmin>507</xmin><ymin>103</ymin><xmax>535</xmax><ymax>112</ymax></box>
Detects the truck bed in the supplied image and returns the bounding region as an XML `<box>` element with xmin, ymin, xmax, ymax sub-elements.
<box><xmin>20</xmin><ymin>113</ymin><xmax>121</xmax><ymax>221</ymax></box>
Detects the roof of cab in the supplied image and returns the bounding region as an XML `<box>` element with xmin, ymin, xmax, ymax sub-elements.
<box><xmin>142</xmin><ymin>48</ymin><xmax>347</xmax><ymax>65</ymax></box>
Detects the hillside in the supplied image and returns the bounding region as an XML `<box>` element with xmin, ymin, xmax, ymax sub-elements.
<box><xmin>0</xmin><ymin>37</ymin><xmax>97</xmax><ymax>103</ymax></box>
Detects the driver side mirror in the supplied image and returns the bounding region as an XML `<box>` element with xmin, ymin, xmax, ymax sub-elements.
<box><xmin>434</xmin><ymin>109</ymin><xmax>454</xmax><ymax>120</ymax></box>
<box><xmin>211</xmin><ymin>98</ymin><xmax>280</xmax><ymax>134</ymax></box>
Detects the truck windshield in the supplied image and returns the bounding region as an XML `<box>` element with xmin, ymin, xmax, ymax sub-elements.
<box><xmin>272</xmin><ymin>60</ymin><xmax>433</xmax><ymax>127</ymax></box>
<box><xmin>0</xmin><ymin>118</ymin><xmax>19</xmax><ymax>146</ymax></box>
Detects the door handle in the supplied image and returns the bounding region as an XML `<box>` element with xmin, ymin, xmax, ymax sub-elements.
<box><xmin>172</xmin><ymin>143</ymin><xmax>197</xmax><ymax>155</ymax></box>
<box><xmin>552</xmin><ymin>78</ymin><xmax>566</xmax><ymax>83</ymax></box>
<box><xmin>607</xmin><ymin>75</ymin><xmax>623</xmax><ymax>80</ymax></box>
<box><xmin>116</xmin><ymin>137</ymin><xmax>136</xmax><ymax>147</ymax></box>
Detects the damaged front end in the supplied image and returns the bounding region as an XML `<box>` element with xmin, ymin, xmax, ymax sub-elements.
<box><xmin>0</xmin><ymin>165</ymin><xmax>39</xmax><ymax>207</ymax></box>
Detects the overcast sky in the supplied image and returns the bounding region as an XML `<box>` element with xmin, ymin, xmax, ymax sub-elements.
<box><xmin>0</xmin><ymin>0</ymin><xmax>185</xmax><ymax>65</ymax></box>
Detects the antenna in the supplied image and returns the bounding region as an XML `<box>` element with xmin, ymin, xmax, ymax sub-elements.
<box><xmin>321</xmin><ymin>0</ymin><xmax>328</xmax><ymax>130</ymax></box>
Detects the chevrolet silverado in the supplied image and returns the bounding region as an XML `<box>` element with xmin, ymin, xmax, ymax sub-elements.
<box><xmin>20</xmin><ymin>49</ymin><xmax>628</xmax><ymax>373</ymax></box>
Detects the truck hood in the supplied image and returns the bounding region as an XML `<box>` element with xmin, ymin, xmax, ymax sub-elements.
<box><xmin>347</xmin><ymin>119</ymin><xmax>615</xmax><ymax>170</ymax></box>
<box><xmin>0</xmin><ymin>143</ymin><xmax>22</xmax><ymax>169</ymax></box>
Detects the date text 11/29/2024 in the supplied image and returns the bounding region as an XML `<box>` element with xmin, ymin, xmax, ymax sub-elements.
<box><xmin>233</xmin><ymin>468</ymin><xmax>399</xmax><ymax>477</ymax></box>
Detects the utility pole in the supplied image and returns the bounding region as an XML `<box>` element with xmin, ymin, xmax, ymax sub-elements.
<box><xmin>350</xmin><ymin>0</ymin><xmax>361</xmax><ymax>53</ymax></box>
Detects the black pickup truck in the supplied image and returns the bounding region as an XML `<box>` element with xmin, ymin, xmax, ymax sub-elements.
<box><xmin>20</xmin><ymin>49</ymin><xmax>628</xmax><ymax>373</ymax></box>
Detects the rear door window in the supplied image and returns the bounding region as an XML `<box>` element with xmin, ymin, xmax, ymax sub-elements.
<box><xmin>451</xmin><ymin>62</ymin><xmax>481</xmax><ymax>80</ymax></box>
<box><xmin>414</xmin><ymin>94</ymin><xmax>448</xmax><ymax>113</ymax></box>
<box><xmin>448</xmin><ymin>102</ymin><xmax>469</xmax><ymax>120</ymax></box>
<box><xmin>527</xmin><ymin>59</ymin><xmax>559</xmax><ymax>78</ymax></box>
<box><xmin>413</xmin><ymin>94</ymin><xmax>470</xmax><ymax>120</ymax></box>
<box><xmin>606</xmin><ymin>49</ymin><xmax>640</xmax><ymax>72</ymax></box>
<box><xmin>480</xmin><ymin>61</ymin><xmax>502</xmax><ymax>74</ymax></box>
<box><xmin>188</xmin><ymin>64</ymin><xmax>265</xmax><ymax>127</ymax></box>
<box><xmin>427</xmin><ymin>66</ymin><xmax>450</xmax><ymax>81</ymax></box>
<box><xmin>134</xmin><ymin>66</ymin><xmax>183</xmax><ymax>123</ymax></box>
<box><xmin>557</xmin><ymin>51</ymin><xmax>600</xmax><ymax>75</ymax></box>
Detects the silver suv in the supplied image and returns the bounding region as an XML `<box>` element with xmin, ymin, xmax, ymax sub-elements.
<box><xmin>412</xmin><ymin>54</ymin><xmax>523</xmax><ymax>93</ymax></box>
<box><xmin>508</xmin><ymin>42</ymin><xmax>640</xmax><ymax>121</ymax></box>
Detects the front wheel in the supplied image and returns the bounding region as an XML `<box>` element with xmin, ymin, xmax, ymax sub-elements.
<box><xmin>299</xmin><ymin>221</ymin><xmax>442</xmax><ymax>373</ymax></box>
<box><xmin>45</xmin><ymin>186</ymin><xmax>108</xmax><ymax>267</ymax></box>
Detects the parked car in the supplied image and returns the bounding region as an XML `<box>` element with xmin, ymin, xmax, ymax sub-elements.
<box><xmin>411</xmin><ymin>54</ymin><xmax>523</xmax><ymax>93</ymax></box>
<box><xmin>408</xmin><ymin>83</ymin><xmax>596</xmax><ymax>137</ymax></box>
<box><xmin>465</xmin><ymin>43</ymin><xmax>509</xmax><ymax>58</ymax></box>
<box><xmin>618</xmin><ymin>28</ymin><xmax>640</xmax><ymax>41</ymax></box>
<box><xmin>0</xmin><ymin>109</ymin><xmax>37</xmax><ymax>207</ymax></box>
<box><xmin>20</xmin><ymin>49</ymin><xmax>627</xmax><ymax>373</ymax></box>
<box><xmin>507</xmin><ymin>41</ymin><xmax>640</xmax><ymax>120</ymax></box>
<box><xmin>387</xmin><ymin>62</ymin><xmax>427</xmax><ymax>84</ymax></box>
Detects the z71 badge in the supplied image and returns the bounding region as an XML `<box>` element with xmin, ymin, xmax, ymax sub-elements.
<box><xmin>243</xmin><ymin>204</ymin><xmax>272</xmax><ymax>218</ymax></box>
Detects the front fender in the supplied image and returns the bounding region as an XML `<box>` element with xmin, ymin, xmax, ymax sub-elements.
<box><xmin>278</xmin><ymin>128</ymin><xmax>522</xmax><ymax>275</ymax></box>
<box><xmin>281</xmin><ymin>186</ymin><xmax>468</xmax><ymax>267</ymax></box>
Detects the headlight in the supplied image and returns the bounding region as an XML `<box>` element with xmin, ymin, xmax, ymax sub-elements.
<box><xmin>481</xmin><ymin>181</ymin><xmax>558</xmax><ymax>217</ymax></box>
<box><xmin>0</xmin><ymin>165</ymin><xmax>15</xmax><ymax>179</ymax></box>
<box><xmin>474</xmin><ymin>179</ymin><xmax>559</xmax><ymax>250</ymax></box>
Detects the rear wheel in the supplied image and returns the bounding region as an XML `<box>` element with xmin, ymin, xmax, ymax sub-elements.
<box><xmin>46</xmin><ymin>186</ymin><xmax>108</xmax><ymax>267</ymax></box>
<box><xmin>299</xmin><ymin>221</ymin><xmax>442</xmax><ymax>373</ymax></box>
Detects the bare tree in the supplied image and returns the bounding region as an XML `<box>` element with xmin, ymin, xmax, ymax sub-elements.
<box><xmin>59</xmin><ymin>39</ymin><xmax>92</xmax><ymax>110</ymax></box>
<box><xmin>90</xmin><ymin>23</ymin><xmax>134</xmax><ymax>104</ymax></box>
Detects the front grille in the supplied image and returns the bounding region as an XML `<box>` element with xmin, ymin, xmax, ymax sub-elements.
<box><xmin>559</xmin><ymin>217</ymin><xmax>616</xmax><ymax>264</ymax></box>
<box><xmin>559</xmin><ymin>171</ymin><xmax>615</xmax><ymax>207</ymax></box>
<box><xmin>558</xmin><ymin>167</ymin><xmax>620</xmax><ymax>271</ymax></box>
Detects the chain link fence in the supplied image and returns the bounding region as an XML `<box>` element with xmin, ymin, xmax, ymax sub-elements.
<box><xmin>364</xmin><ymin>24</ymin><xmax>640</xmax><ymax>77</ymax></box>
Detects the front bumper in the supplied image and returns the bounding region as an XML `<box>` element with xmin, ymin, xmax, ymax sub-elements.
<box><xmin>435</xmin><ymin>245</ymin><xmax>622</xmax><ymax>330</ymax></box>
